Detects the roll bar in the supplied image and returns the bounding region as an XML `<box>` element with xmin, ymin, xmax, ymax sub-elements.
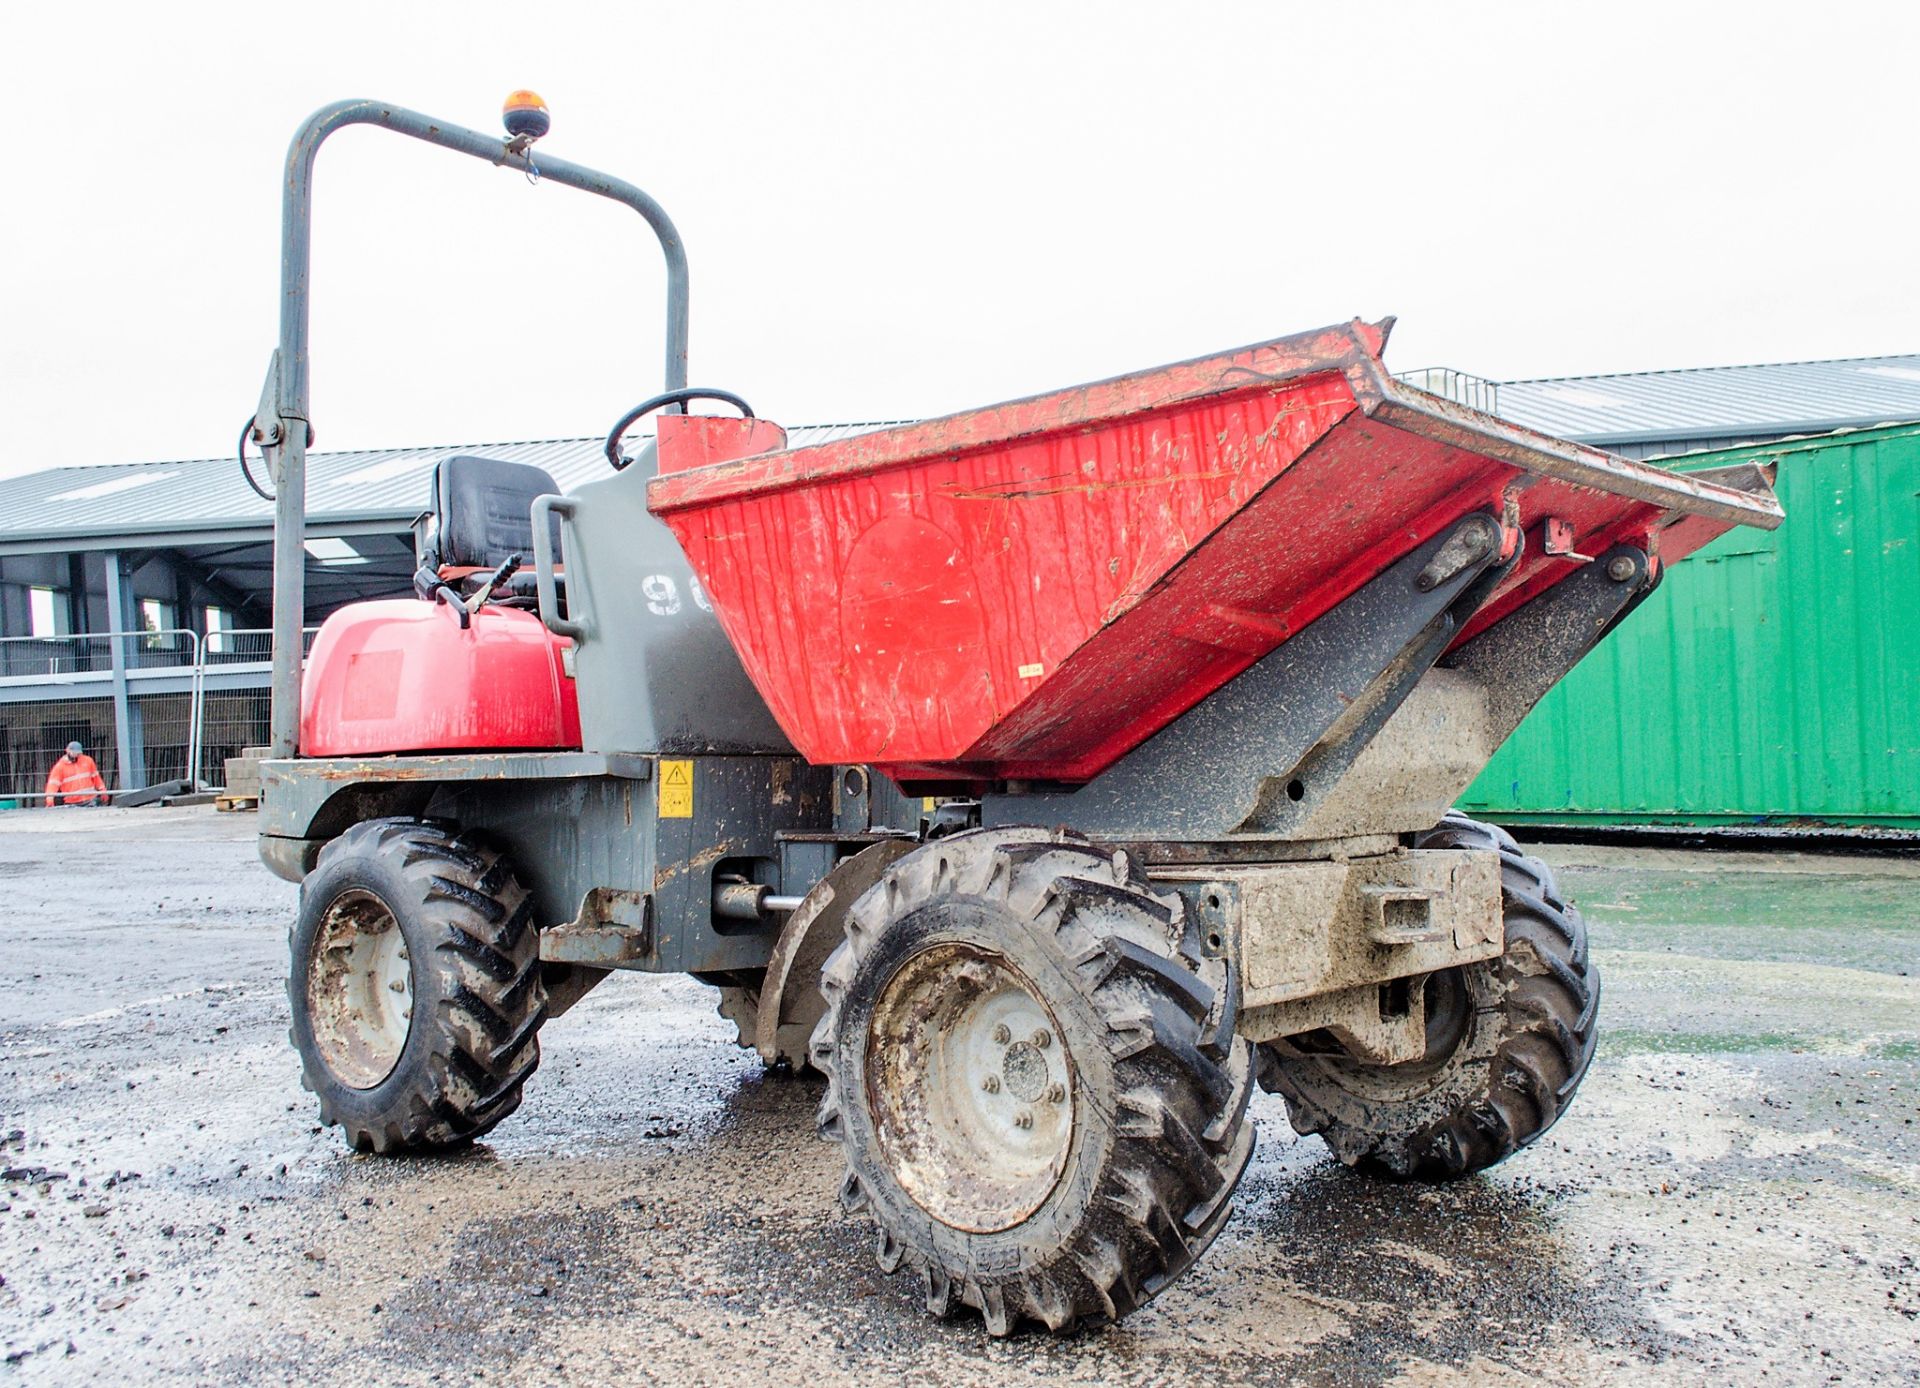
<box><xmin>253</xmin><ymin>99</ymin><xmax>689</xmax><ymax>757</ymax></box>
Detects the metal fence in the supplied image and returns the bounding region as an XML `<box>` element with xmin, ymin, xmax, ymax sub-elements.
<box><xmin>202</xmin><ymin>628</ymin><xmax>280</xmax><ymax>665</ymax></box>
<box><xmin>0</xmin><ymin>628</ymin><xmax>199</xmax><ymax>679</ymax></box>
<box><xmin>1394</xmin><ymin>366</ymin><xmax>1501</xmax><ymax>416</ymax></box>
<box><xmin>0</xmin><ymin>627</ymin><xmax>313</xmax><ymax>807</ymax></box>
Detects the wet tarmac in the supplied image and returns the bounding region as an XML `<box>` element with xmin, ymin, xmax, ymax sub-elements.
<box><xmin>0</xmin><ymin>808</ymin><xmax>1914</xmax><ymax>1384</ymax></box>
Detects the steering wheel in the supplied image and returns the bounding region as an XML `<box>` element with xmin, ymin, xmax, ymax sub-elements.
<box><xmin>605</xmin><ymin>388</ymin><xmax>756</xmax><ymax>470</ymax></box>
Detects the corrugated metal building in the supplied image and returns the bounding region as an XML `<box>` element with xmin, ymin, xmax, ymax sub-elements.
<box><xmin>0</xmin><ymin>437</ymin><xmax>596</xmax><ymax>641</ymax></box>
<box><xmin>0</xmin><ymin>426</ymin><xmax>888</xmax><ymax>798</ymax></box>
<box><xmin>1401</xmin><ymin>351</ymin><xmax>1920</xmax><ymax>460</ymax></box>
<box><xmin>1460</xmin><ymin>421</ymin><xmax>1920</xmax><ymax>828</ymax></box>
<box><xmin>0</xmin><ymin>424</ymin><xmax>890</xmax><ymax>638</ymax></box>
<box><xmin>1497</xmin><ymin>353</ymin><xmax>1920</xmax><ymax>460</ymax></box>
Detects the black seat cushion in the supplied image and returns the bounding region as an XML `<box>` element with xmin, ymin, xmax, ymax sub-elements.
<box><xmin>428</xmin><ymin>455</ymin><xmax>563</xmax><ymax>570</ymax></box>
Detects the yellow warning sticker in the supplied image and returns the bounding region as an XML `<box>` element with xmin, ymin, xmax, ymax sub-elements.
<box><xmin>922</xmin><ymin>797</ymin><xmax>937</xmax><ymax>812</ymax></box>
<box><xmin>659</xmin><ymin>759</ymin><xmax>694</xmax><ymax>818</ymax></box>
<box><xmin>1017</xmin><ymin>661</ymin><xmax>1045</xmax><ymax>679</ymax></box>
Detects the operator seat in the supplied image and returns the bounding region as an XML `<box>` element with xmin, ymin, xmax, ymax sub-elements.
<box><xmin>415</xmin><ymin>455</ymin><xmax>563</xmax><ymax>610</ymax></box>
<box><xmin>419</xmin><ymin>455</ymin><xmax>562</xmax><ymax>573</ymax></box>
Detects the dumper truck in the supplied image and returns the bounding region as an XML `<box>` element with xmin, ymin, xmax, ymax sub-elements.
<box><xmin>250</xmin><ymin>96</ymin><xmax>1784</xmax><ymax>1336</ymax></box>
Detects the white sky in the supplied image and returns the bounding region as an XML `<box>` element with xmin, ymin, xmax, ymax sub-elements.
<box><xmin>2</xmin><ymin>1</ymin><xmax>1915</xmax><ymax>481</ymax></box>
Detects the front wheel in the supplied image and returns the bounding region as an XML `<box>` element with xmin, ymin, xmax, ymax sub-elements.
<box><xmin>1260</xmin><ymin>812</ymin><xmax>1598</xmax><ymax>1179</ymax></box>
<box><xmin>289</xmin><ymin>818</ymin><xmax>547</xmax><ymax>1154</ymax></box>
<box><xmin>812</xmin><ymin>829</ymin><xmax>1255</xmax><ymax>1336</ymax></box>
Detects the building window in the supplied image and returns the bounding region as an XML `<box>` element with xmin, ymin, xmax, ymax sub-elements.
<box><xmin>29</xmin><ymin>586</ymin><xmax>62</xmax><ymax>638</ymax></box>
<box><xmin>140</xmin><ymin>598</ymin><xmax>177</xmax><ymax>652</ymax></box>
<box><xmin>205</xmin><ymin>604</ymin><xmax>231</xmax><ymax>655</ymax></box>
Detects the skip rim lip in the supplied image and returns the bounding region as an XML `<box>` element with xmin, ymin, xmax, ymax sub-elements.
<box><xmin>647</xmin><ymin>316</ymin><xmax>1785</xmax><ymax>533</ymax></box>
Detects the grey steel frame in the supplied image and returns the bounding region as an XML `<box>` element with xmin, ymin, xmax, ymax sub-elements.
<box><xmin>253</xmin><ymin>99</ymin><xmax>691</xmax><ymax>758</ymax></box>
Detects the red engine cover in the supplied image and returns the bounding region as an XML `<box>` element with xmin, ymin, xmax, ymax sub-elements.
<box><xmin>301</xmin><ymin>599</ymin><xmax>580</xmax><ymax>757</ymax></box>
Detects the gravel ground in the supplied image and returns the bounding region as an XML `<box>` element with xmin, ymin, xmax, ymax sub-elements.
<box><xmin>0</xmin><ymin>808</ymin><xmax>1914</xmax><ymax>1385</ymax></box>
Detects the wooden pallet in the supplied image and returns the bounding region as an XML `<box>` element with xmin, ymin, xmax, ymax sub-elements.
<box><xmin>214</xmin><ymin>795</ymin><xmax>260</xmax><ymax>813</ymax></box>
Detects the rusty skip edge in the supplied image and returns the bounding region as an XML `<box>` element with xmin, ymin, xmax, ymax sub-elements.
<box><xmin>646</xmin><ymin>318</ymin><xmax>1783</xmax><ymax>534</ymax></box>
<box><xmin>1344</xmin><ymin>349</ymin><xmax>1785</xmax><ymax>533</ymax></box>
<box><xmin>261</xmin><ymin>751</ymin><xmax>653</xmax><ymax>785</ymax></box>
<box><xmin>644</xmin><ymin>318</ymin><xmax>1386</xmax><ymax>512</ymax></box>
<box><xmin>255</xmin><ymin>752</ymin><xmax>657</xmax><ymax>880</ymax></box>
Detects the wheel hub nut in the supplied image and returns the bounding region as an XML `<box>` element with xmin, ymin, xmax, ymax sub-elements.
<box><xmin>981</xmin><ymin>1074</ymin><xmax>1001</xmax><ymax>1093</ymax></box>
<box><xmin>1046</xmin><ymin>1082</ymin><xmax>1066</xmax><ymax>1104</ymax></box>
<box><xmin>1031</xmin><ymin>1028</ymin><xmax>1051</xmax><ymax>1049</ymax></box>
<box><xmin>991</xmin><ymin>1023</ymin><xmax>1011</xmax><ymax>1045</ymax></box>
<box><xmin>1014</xmin><ymin>1110</ymin><xmax>1033</xmax><ymax>1129</ymax></box>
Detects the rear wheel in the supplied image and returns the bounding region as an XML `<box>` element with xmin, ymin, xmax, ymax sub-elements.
<box><xmin>1260</xmin><ymin>812</ymin><xmax>1598</xmax><ymax>1179</ymax></box>
<box><xmin>812</xmin><ymin>829</ymin><xmax>1254</xmax><ymax>1335</ymax></box>
<box><xmin>290</xmin><ymin>818</ymin><xmax>547</xmax><ymax>1154</ymax></box>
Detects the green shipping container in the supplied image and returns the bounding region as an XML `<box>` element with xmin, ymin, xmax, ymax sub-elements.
<box><xmin>1461</xmin><ymin>421</ymin><xmax>1920</xmax><ymax>828</ymax></box>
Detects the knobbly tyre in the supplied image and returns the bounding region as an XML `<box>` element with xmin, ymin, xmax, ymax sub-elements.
<box><xmin>251</xmin><ymin>95</ymin><xmax>1784</xmax><ymax>1336</ymax></box>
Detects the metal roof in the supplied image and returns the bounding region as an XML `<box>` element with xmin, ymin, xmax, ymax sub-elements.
<box><xmin>0</xmin><ymin>424</ymin><xmax>897</xmax><ymax>554</ymax></box>
<box><xmin>1492</xmin><ymin>353</ymin><xmax>1920</xmax><ymax>447</ymax></box>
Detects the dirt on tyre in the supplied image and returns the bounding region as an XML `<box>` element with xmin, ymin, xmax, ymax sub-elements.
<box><xmin>289</xmin><ymin>817</ymin><xmax>546</xmax><ymax>1154</ymax></box>
<box><xmin>811</xmin><ymin>828</ymin><xmax>1255</xmax><ymax>1336</ymax></box>
<box><xmin>1260</xmin><ymin>811</ymin><xmax>1597</xmax><ymax>1180</ymax></box>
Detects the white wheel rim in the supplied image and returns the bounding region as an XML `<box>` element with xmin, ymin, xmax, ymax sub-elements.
<box><xmin>866</xmin><ymin>943</ymin><xmax>1075</xmax><ymax>1233</ymax></box>
<box><xmin>308</xmin><ymin>889</ymin><xmax>414</xmax><ymax>1089</ymax></box>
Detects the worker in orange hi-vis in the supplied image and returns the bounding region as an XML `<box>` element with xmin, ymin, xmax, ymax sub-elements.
<box><xmin>44</xmin><ymin>741</ymin><xmax>108</xmax><ymax>807</ymax></box>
